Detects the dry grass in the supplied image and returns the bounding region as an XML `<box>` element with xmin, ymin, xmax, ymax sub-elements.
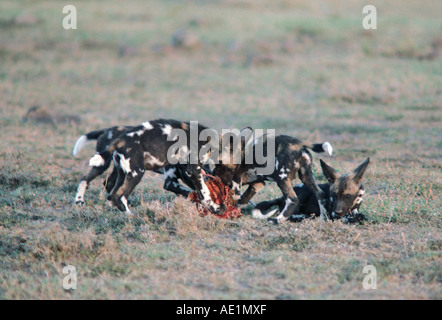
<box><xmin>0</xmin><ymin>0</ymin><xmax>441</xmax><ymax>299</ymax></box>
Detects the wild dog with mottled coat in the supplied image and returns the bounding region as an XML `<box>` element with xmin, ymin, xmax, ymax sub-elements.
<box><xmin>213</xmin><ymin>134</ymin><xmax>333</xmax><ymax>224</ymax></box>
<box><xmin>73</xmin><ymin>125</ymin><xmax>210</xmax><ymax>206</ymax></box>
<box><xmin>88</xmin><ymin>119</ymin><xmax>221</xmax><ymax>215</ymax></box>
<box><xmin>252</xmin><ymin>158</ymin><xmax>370</xmax><ymax>223</ymax></box>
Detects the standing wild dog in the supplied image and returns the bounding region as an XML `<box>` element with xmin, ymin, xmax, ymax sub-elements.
<box><xmin>72</xmin><ymin>126</ymin><xmax>206</xmax><ymax>205</ymax></box>
<box><xmin>88</xmin><ymin>119</ymin><xmax>221</xmax><ymax>215</ymax></box>
<box><xmin>213</xmin><ymin>133</ymin><xmax>333</xmax><ymax>224</ymax></box>
<box><xmin>252</xmin><ymin>158</ymin><xmax>370</xmax><ymax>222</ymax></box>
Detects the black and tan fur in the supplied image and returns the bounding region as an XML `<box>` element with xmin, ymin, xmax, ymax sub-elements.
<box><xmin>252</xmin><ymin>158</ymin><xmax>370</xmax><ymax>223</ymax></box>
<box><xmin>88</xmin><ymin>119</ymin><xmax>221</xmax><ymax>215</ymax></box>
<box><xmin>213</xmin><ymin>134</ymin><xmax>333</xmax><ymax>224</ymax></box>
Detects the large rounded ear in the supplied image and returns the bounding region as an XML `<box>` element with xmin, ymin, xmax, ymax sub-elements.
<box><xmin>320</xmin><ymin>159</ymin><xmax>340</xmax><ymax>183</ymax></box>
<box><xmin>351</xmin><ymin>157</ymin><xmax>370</xmax><ymax>185</ymax></box>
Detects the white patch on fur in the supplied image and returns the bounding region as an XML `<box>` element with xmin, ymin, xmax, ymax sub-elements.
<box><xmin>89</xmin><ymin>154</ymin><xmax>105</xmax><ymax>167</ymax></box>
<box><xmin>252</xmin><ymin>208</ymin><xmax>278</xmax><ymax>220</ymax></box>
<box><xmin>322</xmin><ymin>142</ymin><xmax>333</xmax><ymax>156</ymax></box>
<box><xmin>162</xmin><ymin>124</ymin><xmax>172</xmax><ymax>136</ymax></box>
<box><xmin>144</xmin><ymin>152</ymin><xmax>165</xmax><ymax>167</ymax></box>
<box><xmin>117</xmin><ymin>153</ymin><xmax>132</xmax><ymax>173</ymax></box>
<box><xmin>75</xmin><ymin>180</ymin><xmax>87</xmax><ymax>203</ymax></box>
<box><xmin>199</xmin><ymin>174</ymin><xmax>220</xmax><ymax>212</ymax></box>
<box><xmin>294</xmin><ymin>183</ymin><xmax>304</xmax><ymax>188</ymax></box>
<box><xmin>127</xmin><ymin>130</ymin><xmax>144</xmax><ymax>137</ymax></box>
<box><xmin>132</xmin><ymin>171</ymin><xmax>138</xmax><ymax>177</ymax></box>
<box><xmin>121</xmin><ymin>196</ymin><xmax>132</xmax><ymax>215</ymax></box>
<box><xmin>142</xmin><ymin>121</ymin><xmax>154</xmax><ymax>130</ymax></box>
<box><xmin>200</xmin><ymin>177</ymin><xmax>211</xmax><ymax>200</ymax></box>
<box><xmin>275</xmin><ymin>159</ymin><xmax>279</xmax><ymax>170</ymax></box>
<box><xmin>274</xmin><ymin>198</ymin><xmax>293</xmax><ymax>223</ymax></box>
<box><xmin>279</xmin><ymin>166</ymin><xmax>288</xmax><ymax>179</ymax></box>
<box><xmin>232</xmin><ymin>181</ymin><xmax>241</xmax><ymax>193</ymax></box>
<box><xmin>72</xmin><ymin>135</ymin><xmax>89</xmax><ymax>156</ymax></box>
<box><xmin>107</xmin><ymin>131</ymin><xmax>113</xmax><ymax>139</ymax></box>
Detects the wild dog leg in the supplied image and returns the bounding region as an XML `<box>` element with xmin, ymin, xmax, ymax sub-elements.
<box><xmin>103</xmin><ymin>166</ymin><xmax>118</xmax><ymax>194</ymax></box>
<box><xmin>163</xmin><ymin>166</ymin><xmax>192</xmax><ymax>197</ymax></box>
<box><xmin>298</xmin><ymin>157</ymin><xmax>328</xmax><ymax>220</ymax></box>
<box><xmin>238</xmin><ymin>181</ymin><xmax>266</xmax><ymax>205</ymax></box>
<box><xmin>75</xmin><ymin>157</ymin><xmax>112</xmax><ymax>205</ymax></box>
<box><xmin>107</xmin><ymin>164</ymin><xmax>126</xmax><ymax>204</ymax></box>
<box><xmin>269</xmin><ymin>178</ymin><xmax>299</xmax><ymax>224</ymax></box>
<box><xmin>108</xmin><ymin>151</ymin><xmax>146</xmax><ymax>214</ymax></box>
<box><xmin>108</xmin><ymin>168</ymin><xmax>144</xmax><ymax>214</ymax></box>
<box><xmin>116</xmin><ymin>170</ymin><xmax>145</xmax><ymax>214</ymax></box>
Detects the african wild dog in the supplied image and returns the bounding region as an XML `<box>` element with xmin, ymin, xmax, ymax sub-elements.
<box><xmin>88</xmin><ymin>119</ymin><xmax>221</xmax><ymax>214</ymax></box>
<box><xmin>213</xmin><ymin>133</ymin><xmax>333</xmax><ymax>224</ymax></box>
<box><xmin>252</xmin><ymin>158</ymin><xmax>370</xmax><ymax>223</ymax></box>
<box><xmin>72</xmin><ymin>125</ymin><xmax>210</xmax><ymax>205</ymax></box>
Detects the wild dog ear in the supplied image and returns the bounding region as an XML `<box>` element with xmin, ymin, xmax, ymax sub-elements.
<box><xmin>320</xmin><ymin>159</ymin><xmax>340</xmax><ymax>183</ymax></box>
<box><xmin>351</xmin><ymin>157</ymin><xmax>370</xmax><ymax>185</ymax></box>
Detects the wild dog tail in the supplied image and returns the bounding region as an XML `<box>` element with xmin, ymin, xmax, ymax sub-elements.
<box><xmin>72</xmin><ymin>128</ymin><xmax>108</xmax><ymax>157</ymax></box>
<box><xmin>305</xmin><ymin>142</ymin><xmax>333</xmax><ymax>156</ymax></box>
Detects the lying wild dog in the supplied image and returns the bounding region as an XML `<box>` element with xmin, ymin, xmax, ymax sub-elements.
<box><xmin>72</xmin><ymin>125</ymin><xmax>210</xmax><ymax>205</ymax></box>
<box><xmin>88</xmin><ymin>119</ymin><xmax>221</xmax><ymax>214</ymax></box>
<box><xmin>213</xmin><ymin>133</ymin><xmax>333</xmax><ymax>224</ymax></box>
<box><xmin>252</xmin><ymin>158</ymin><xmax>370</xmax><ymax>223</ymax></box>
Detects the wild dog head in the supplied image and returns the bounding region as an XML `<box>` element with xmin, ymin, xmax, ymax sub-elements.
<box><xmin>320</xmin><ymin>158</ymin><xmax>370</xmax><ymax>217</ymax></box>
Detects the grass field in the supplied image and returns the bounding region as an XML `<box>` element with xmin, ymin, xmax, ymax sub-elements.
<box><xmin>0</xmin><ymin>0</ymin><xmax>441</xmax><ymax>299</ymax></box>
